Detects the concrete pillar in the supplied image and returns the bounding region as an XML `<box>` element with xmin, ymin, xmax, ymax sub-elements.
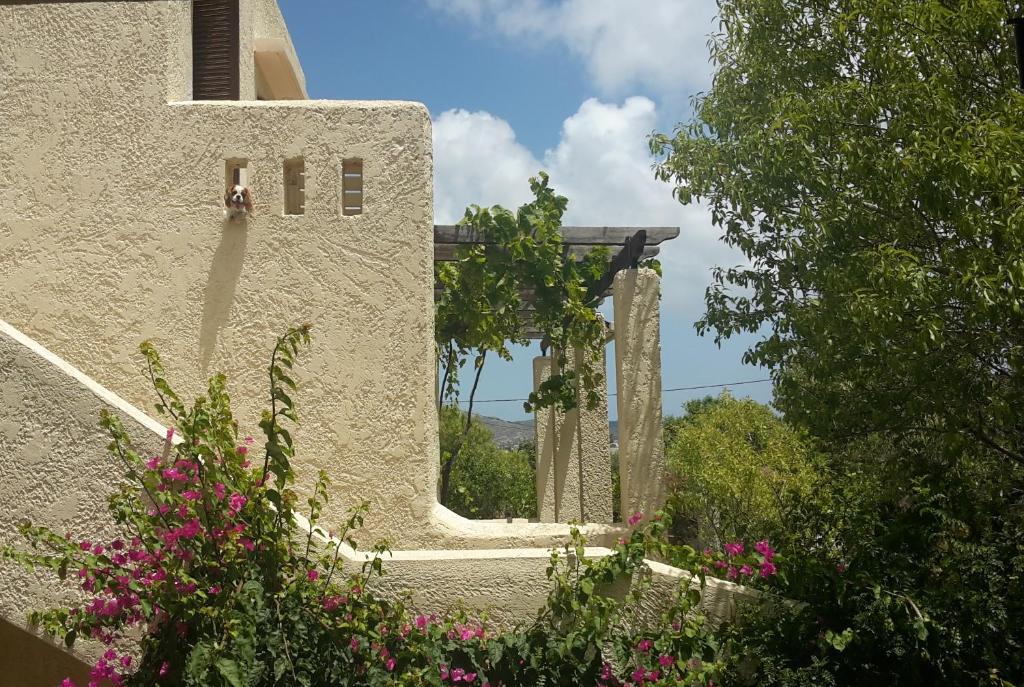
<box><xmin>575</xmin><ymin>345</ymin><xmax>613</xmax><ymax>522</ymax></box>
<box><xmin>533</xmin><ymin>352</ymin><xmax>587</xmax><ymax>523</ymax></box>
<box><xmin>552</xmin><ymin>349</ymin><xmax>583</xmax><ymax>522</ymax></box>
<box><xmin>533</xmin><ymin>356</ymin><xmax>557</xmax><ymax>522</ymax></box>
<box><xmin>612</xmin><ymin>268</ymin><xmax>666</xmax><ymax>520</ymax></box>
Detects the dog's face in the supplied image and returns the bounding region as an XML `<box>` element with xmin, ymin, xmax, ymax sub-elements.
<box><xmin>224</xmin><ymin>184</ymin><xmax>253</xmax><ymax>213</ymax></box>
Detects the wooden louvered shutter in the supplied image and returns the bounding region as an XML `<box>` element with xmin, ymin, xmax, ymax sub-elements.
<box><xmin>192</xmin><ymin>0</ymin><xmax>240</xmax><ymax>100</ymax></box>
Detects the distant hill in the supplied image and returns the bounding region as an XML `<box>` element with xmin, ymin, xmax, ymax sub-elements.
<box><xmin>476</xmin><ymin>414</ymin><xmax>620</xmax><ymax>449</ymax></box>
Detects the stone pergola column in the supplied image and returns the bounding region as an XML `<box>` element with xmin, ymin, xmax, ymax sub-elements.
<box><xmin>612</xmin><ymin>267</ymin><xmax>666</xmax><ymax>519</ymax></box>
<box><xmin>533</xmin><ymin>356</ymin><xmax>557</xmax><ymax>522</ymax></box>
<box><xmin>574</xmin><ymin>343</ymin><xmax>613</xmax><ymax>522</ymax></box>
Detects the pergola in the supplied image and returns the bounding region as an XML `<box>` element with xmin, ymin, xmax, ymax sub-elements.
<box><xmin>433</xmin><ymin>225</ymin><xmax>680</xmax><ymax>339</ymax></box>
<box><xmin>433</xmin><ymin>224</ymin><xmax>680</xmax><ymax>524</ymax></box>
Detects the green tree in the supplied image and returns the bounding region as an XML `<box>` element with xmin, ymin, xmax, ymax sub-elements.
<box><xmin>652</xmin><ymin>0</ymin><xmax>1024</xmax><ymax>464</ymax></box>
<box><xmin>665</xmin><ymin>392</ymin><xmax>817</xmax><ymax>548</ymax></box>
<box><xmin>439</xmin><ymin>407</ymin><xmax>537</xmax><ymax>519</ymax></box>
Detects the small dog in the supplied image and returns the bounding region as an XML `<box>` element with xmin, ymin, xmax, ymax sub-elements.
<box><xmin>224</xmin><ymin>184</ymin><xmax>253</xmax><ymax>222</ymax></box>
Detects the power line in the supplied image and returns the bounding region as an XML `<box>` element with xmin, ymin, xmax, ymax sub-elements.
<box><xmin>456</xmin><ymin>378</ymin><xmax>772</xmax><ymax>404</ymax></box>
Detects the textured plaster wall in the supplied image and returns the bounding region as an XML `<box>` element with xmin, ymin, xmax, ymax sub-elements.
<box><xmin>0</xmin><ymin>0</ymin><xmax>442</xmax><ymax>546</ymax></box>
<box><xmin>0</xmin><ymin>321</ymin><xmax>758</xmax><ymax>685</ymax></box>
<box><xmin>0</xmin><ymin>321</ymin><xmax>167</xmax><ymax>678</ymax></box>
<box><xmin>613</xmin><ymin>269</ymin><xmax>667</xmax><ymax>517</ymax></box>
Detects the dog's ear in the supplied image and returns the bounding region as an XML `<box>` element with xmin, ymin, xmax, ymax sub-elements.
<box><xmin>242</xmin><ymin>186</ymin><xmax>254</xmax><ymax>214</ymax></box>
<box><xmin>224</xmin><ymin>187</ymin><xmax>232</xmax><ymax>208</ymax></box>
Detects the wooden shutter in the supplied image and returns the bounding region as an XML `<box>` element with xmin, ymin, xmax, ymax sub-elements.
<box><xmin>192</xmin><ymin>0</ymin><xmax>239</xmax><ymax>100</ymax></box>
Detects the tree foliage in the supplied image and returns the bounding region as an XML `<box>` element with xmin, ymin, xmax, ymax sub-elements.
<box><xmin>438</xmin><ymin>407</ymin><xmax>536</xmax><ymax>520</ymax></box>
<box><xmin>434</xmin><ymin>174</ymin><xmax>612</xmax><ymax>504</ymax></box>
<box><xmin>652</xmin><ymin>0</ymin><xmax>1024</xmax><ymax>463</ymax></box>
<box><xmin>665</xmin><ymin>393</ymin><xmax>817</xmax><ymax>549</ymax></box>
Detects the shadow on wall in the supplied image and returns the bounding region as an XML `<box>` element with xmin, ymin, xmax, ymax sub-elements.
<box><xmin>199</xmin><ymin>221</ymin><xmax>248</xmax><ymax>371</ymax></box>
<box><xmin>0</xmin><ymin>617</ymin><xmax>89</xmax><ymax>687</ymax></box>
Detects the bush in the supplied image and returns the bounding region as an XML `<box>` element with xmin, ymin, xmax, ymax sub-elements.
<box><xmin>665</xmin><ymin>393</ymin><xmax>817</xmax><ymax>549</ymax></box>
<box><xmin>438</xmin><ymin>407</ymin><xmax>536</xmax><ymax>520</ymax></box>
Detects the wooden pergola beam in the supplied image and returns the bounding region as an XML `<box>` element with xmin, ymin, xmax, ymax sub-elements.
<box><xmin>434</xmin><ymin>225</ymin><xmax>679</xmax><ymax>247</ymax></box>
<box><xmin>434</xmin><ymin>243</ymin><xmax>660</xmax><ymax>262</ymax></box>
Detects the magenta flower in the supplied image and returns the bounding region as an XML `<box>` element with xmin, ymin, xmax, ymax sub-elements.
<box><xmin>228</xmin><ymin>493</ymin><xmax>247</xmax><ymax>513</ymax></box>
<box><xmin>214</xmin><ymin>483</ymin><xmax>226</xmax><ymax>500</ymax></box>
<box><xmin>60</xmin><ymin>679</ymin><xmax>77</xmax><ymax>687</ymax></box>
<box><xmin>439</xmin><ymin>665</ymin><xmax>450</xmax><ymax>680</ymax></box>
<box><xmin>165</xmin><ymin>427</ymin><xmax>175</xmax><ymax>441</ymax></box>
<box><xmin>237</xmin><ymin>445</ymin><xmax>248</xmax><ymax>456</ymax></box>
<box><xmin>754</xmin><ymin>539</ymin><xmax>775</xmax><ymax>561</ymax></box>
<box><xmin>714</xmin><ymin>559</ymin><xmax>727</xmax><ymax>569</ymax></box>
<box><xmin>631</xmin><ymin>667</ymin><xmax>646</xmax><ymax>684</ymax></box>
<box><xmin>451</xmin><ymin>668</ymin><xmax>465</xmax><ymax>681</ymax></box>
<box><xmin>724</xmin><ymin>541</ymin><xmax>744</xmax><ymax>557</ymax></box>
<box><xmin>636</xmin><ymin>638</ymin><xmax>653</xmax><ymax>653</ymax></box>
<box><xmin>727</xmin><ymin>566</ymin><xmax>739</xmax><ymax>580</ymax></box>
<box><xmin>464</xmin><ymin>672</ymin><xmax>477</xmax><ymax>682</ymax></box>
<box><xmin>386</xmin><ymin>658</ymin><xmax>396</xmax><ymax>671</ymax></box>
<box><xmin>181</xmin><ymin>490</ymin><xmax>201</xmax><ymax>501</ymax></box>
<box><xmin>760</xmin><ymin>561</ymin><xmax>777</xmax><ymax>577</ymax></box>
<box><xmin>739</xmin><ymin>564</ymin><xmax>753</xmax><ymax>576</ymax></box>
<box><xmin>79</xmin><ymin>541</ymin><xmax>91</xmax><ymax>551</ymax></box>
<box><xmin>415</xmin><ymin>614</ymin><xmax>428</xmax><ymax>629</ymax></box>
<box><xmin>145</xmin><ymin>456</ymin><xmax>160</xmax><ymax>470</ymax></box>
<box><xmin>628</xmin><ymin>512</ymin><xmax>644</xmax><ymax>527</ymax></box>
<box><xmin>307</xmin><ymin>569</ymin><xmax>319</xmax><ymax>582</ymax></box>
<box><xmin>158</xmin><ymin>661</ymin><xmax>170</xmax><ymax>677</ymax></box>
<box><xmin>836</xmin><ymin>562</ymin><xmax>847</xmax><ymax>574</ymax></box>
<box><xmin>350</xmin><ymin>637</ymin><xmax>360</xmax><ymax>651</ymax></box>
<box><xmin>658</xmin><ymin>654</ymin><xmax>674</xmax><ymax>668</ymax></box>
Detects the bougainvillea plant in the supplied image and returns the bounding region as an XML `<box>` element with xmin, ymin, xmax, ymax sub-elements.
<box><xmin>4</xmin><ymin>327</ymin><xmax>776</xmax><ymax>686</ymax></box>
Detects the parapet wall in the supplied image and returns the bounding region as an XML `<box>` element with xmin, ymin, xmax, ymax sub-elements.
<box><xmin>0</xmin><ymin>321</ymin><xmax>759</xmax><ymax>683</ymax></box>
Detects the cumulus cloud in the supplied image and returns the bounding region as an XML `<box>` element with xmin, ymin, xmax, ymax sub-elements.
<box><xmin>433</xmin><ymin>97</ymin><xmax>744</xmax><ymax>317</ymax></box>
<box><xmin>425</xmin><ymin>0</ymin><xmax>718</xmax><ymax>104</ymax></box>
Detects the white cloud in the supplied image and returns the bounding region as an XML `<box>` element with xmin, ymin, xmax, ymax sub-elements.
<box><xmin>433</xmin><ymin>97</ymin><xmax>744</xmax><ymax>317</ymax></box>
<box><xmin>424</xmin><ymin>0</ymin><xmax>718</xmax><ymax>104</ymax></box>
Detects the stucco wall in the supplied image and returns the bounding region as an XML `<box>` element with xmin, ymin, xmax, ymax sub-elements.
<box><xmin>0</xmin><ymin>0</ymin><xmax>444</xmax><ymax>546</ymax></box>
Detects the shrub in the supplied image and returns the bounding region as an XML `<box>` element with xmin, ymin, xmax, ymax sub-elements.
<box><xmin>665</xmin><ymin>393</ymin><xmax>817</xmax><ymax>549</ymax></box>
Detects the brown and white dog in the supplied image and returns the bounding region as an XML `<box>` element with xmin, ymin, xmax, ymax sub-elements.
<box><xmin>224</xmin><ymin>184</ymin><xmax>253</xmax><ymax>222</ymax></box>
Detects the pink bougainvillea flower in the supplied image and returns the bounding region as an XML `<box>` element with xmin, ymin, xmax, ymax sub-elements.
<box><xmin>79</xmin><ymin>541</ymin><xmax>91</xmax><ymax>551</ymax></box>
<box><xmin>727</xmin><ymin>566</ymin><xmax>739</xmax><ymax>580</ymax></box>
<box><xmin>350</xmin><ymin>636</ymin><xmax>360</xmax><ymax>651</ymax></box>
<box><xmin>239</xmin><ymin>537</ymin><xmax>255</xmax><ymax>552</ymax></box>
<box><xmin>836</xmin><ymin>562</ymin><xmax>847</xmax><ymax>574</ymax></box>
<box><xmin>213</xmin><ymin>482</ymin><xmax>226</xmax><ymax>500</ymax></box>
<box><xmin>165</xmin><ymin>427</ymin><xmax>175</xmax><ymax>441</ymax></box>
<box><xmin>307</xmin><ymin>569</ymin><xmax>319</xmax><ymax>582</ymax></box>
<box><xmin>237</xmin><ymin>445</ymin><xmax>248</xmax><ymax>456</ymax></box>
<box><xmin>439</xmin><ymin>665</ymin><xmax>449</xmax><ymax>680</ymax></box>
<box><xmin>636</xmin><ymin>638</ymin><xmax>653</xmax><ymax>653</ymax></box>
<box><xmin>60</xmin><ymin>679</ymin><xmax>77</xmax><ymax>687</ymax></box>
<box><xmin>658</xmin><ymin>654</ymin><xmax>674</xmax><ymax>668</ymax></box>
<box><xmin>451</xmin><ymin>668</ymin><xmax>465</xmax><ymax>681</ymax></box>
<box><xmin>754</xmin><ymin>539</ymin><xmax>775</xmax><ymax>561</ymax></box>
<box><xmin>627</xmin><ymin>512</ymin><xmax>643</xmax><ymax>527</ymax></box>
<box><xmin>464</xmin><ymin>672</ymin><xmax>477</xmax><ymax>682</ymax></box>
<box><xmin>228</xmin><ymin>493</ymin><xmax>247</xmax><ymax>513</ymax></box>
<box><xmin>724</xmin><ymin>542</ymin><xmax>744</xmax><ymax>557</ymax></box>
<box><xmin>739</xmin><ymin>564</ymin><xmax>754</xmax><ymax>576</ymax></box>
<box><xmin>631</xmin><ymin>667</ymin><xmax>647</xmax><ymax>683</ymax></box>
<box><xmin>760</xmin><ymin>561</ymin><xmax>777</xmax><ymax>577</ymax></box>
<box><xmin>244</xmin><ymin>435</ymin><xmax>254</xmax><ymax>445</ymax></box>
<box><xmin>714</xmin><ymin>559</ymin><xmax>728</xmax><ymax>569</ymax></box>
<box><xmin>386</xmin><ymin>658</ymin><xmax>396</xmax><ymax>672</ymax></box>
<box><xmin>181</xmin><ymin>490</ymin><xmax>201</xmax><ymax>501</ymax></box>
<box><xmin>158</xmin><ymin>661</ymin><xmax>169</xmax><ymax>677</ymax></box>
<box><xmin>145</xmin><ymin>456</ymin><xmax>160</xmax><ymax>470</ymax></box>
<box><xmin>415</xmin><ymin>614</ymin><xmax>428</xmax><ymax>629</ymax></box>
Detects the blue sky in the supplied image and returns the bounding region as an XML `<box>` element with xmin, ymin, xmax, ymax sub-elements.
<box><xmin>278</xmin><ymin>0</ymin><xmax>771</xmax><ymax>420</ymax></box>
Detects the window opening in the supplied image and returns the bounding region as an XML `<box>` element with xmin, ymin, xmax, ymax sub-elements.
<box><xmin>342</xmin><ymin>158</ymin><xmax>363</xmax><ymax>216</ymax></box>
<box><xmin>284</xmin><ymin>158</ymin><xmax>305</xmax><ymax>215</ymax></box>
